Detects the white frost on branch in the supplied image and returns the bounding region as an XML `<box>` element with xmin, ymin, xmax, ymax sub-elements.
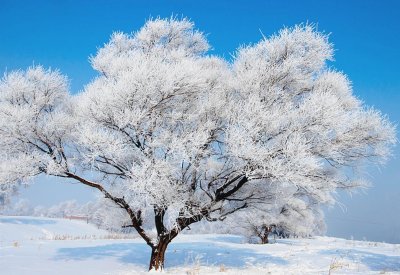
<box><xmin>0</xmin><ymin>19</ymin><xmax>396</xmax><ymax>252</ymax></box>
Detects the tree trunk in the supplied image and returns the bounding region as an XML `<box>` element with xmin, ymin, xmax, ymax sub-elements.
<box><xmin>261</xmin><ymin>232</ymin><xmax>269</xmax><ymax>244</ymax></box>
<box><xmin>260</xmin><ymin>225</ymin><xmax>274</xmax><ymax>244</ymax></box>
<box><xmin>148</xmin><ymin>238</ymin><xmax>170</xmax><ymax>271</ymax></box>
<box><xmin>148</xmin><ymin>207</ymin><xmax>196</xmax><ymax>271</ymax></box>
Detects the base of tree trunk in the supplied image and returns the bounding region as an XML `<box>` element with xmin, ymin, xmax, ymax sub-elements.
<box><xmin>149</xmin><ymin>239</ymin><xmax>169</xmax><ymax>271</ymax></box>
<box><xmin>261</xmin><ymin>233</ymin><xmax>269</xmax><ymax>244</ymax></box>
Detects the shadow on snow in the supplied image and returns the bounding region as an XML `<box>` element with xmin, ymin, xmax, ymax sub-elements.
<box><xmin>204</xmin><ymin>235</ymin><xmax>245</xmax><ymax>244</ymax></box>
<box><xmin>320</xmin><ymin>249</ymin><xmax>400</xmax><ymax>271</ymax></box>
<box><xmin>53</xmin><ymin>241</ymin><xmax>288</xmax><ymax>268</ymax></box>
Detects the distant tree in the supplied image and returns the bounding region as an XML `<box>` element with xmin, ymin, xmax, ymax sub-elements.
<box><xmin>229</xmin><ymin>183</ymin><xmax>327</xmax><ymax>244</ymax></box>
<box><xmin>0</xmin><ymin>18</ymin><xmax>395</xmax><ymax>270</ymax></box>
<box><xmin>0</xmin><ymin>197</ymin><xmax>31</xmax><ymax>215</ymax></box>
<box><xmin>0</xmin><ymin>183</ymin><xmax>18</xmax><ymax>209</ymax></box>
<box><xmin>46</xmin><ymin>200</ymin><xmax>78</xmax><ymax>218</ymax></box>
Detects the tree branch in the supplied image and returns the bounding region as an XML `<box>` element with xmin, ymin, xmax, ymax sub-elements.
<box><xmin>64</xmin><ymin>172</ymin><xmax>154</xmax><ymax>247</ymax></box>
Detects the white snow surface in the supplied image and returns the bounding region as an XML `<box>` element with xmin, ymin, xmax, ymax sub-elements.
<box><xmin>1</xmin><ymin>216</ymin><xmax>399</xmax><ymax>274</ymax></box>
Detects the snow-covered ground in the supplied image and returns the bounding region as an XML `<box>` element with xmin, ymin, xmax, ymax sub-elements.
<box><xmin>1</xmin><ymin>216</ymin><xmax>399</xmax><ymax>274</ymax></box>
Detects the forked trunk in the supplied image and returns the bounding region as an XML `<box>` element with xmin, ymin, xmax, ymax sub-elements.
<box><xmin>148</xmin><ymin>238</ymin><xmax>170</xmax><ymax>271</ymax></box>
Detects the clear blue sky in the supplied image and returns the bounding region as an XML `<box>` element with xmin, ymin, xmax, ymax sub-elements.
<box><xmin>1</xmin><ymin>0</ymin><xmax>399</xmax><ymax>243</ymax></box>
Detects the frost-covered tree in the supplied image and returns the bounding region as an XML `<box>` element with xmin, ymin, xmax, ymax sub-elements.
<box><xmin>276</xmin><ymin>200</ymin><xmax>326</xmax><ymax>238</ymax></box>
<box><xmin>229</xmin><ymin>182</ymin><xmax>327</xmax><ymax>244</ymax></box>
<box><xmin>0</xmin><ymin>18</ymin><xmax>396</xmax><ymax>270</ymax></box>
<box><xmin>0</xmin><ymin>198</ymin><xmax>32</xmax><ymax>215</ymax></box>
<box><xmin>0</xmin><ymin>184</ymin><xmax>18</xmax><ymax>208</ymax></box>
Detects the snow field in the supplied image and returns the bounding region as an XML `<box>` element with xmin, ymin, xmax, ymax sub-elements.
<box><xmin>1</xmin><ymin>216</ymin><xmax>400</xmax><ymax>274</ymax></box>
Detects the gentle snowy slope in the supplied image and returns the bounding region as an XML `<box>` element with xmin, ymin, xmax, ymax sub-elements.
<box><xmin>0</xmin><ymin>216</ymin><xmax>399</xmax><ymax>274</ymax></box>
<box><xmin>0</xmin><ymin>216</ymin><xmax>109</xmax><ymax>242</ymax></box>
